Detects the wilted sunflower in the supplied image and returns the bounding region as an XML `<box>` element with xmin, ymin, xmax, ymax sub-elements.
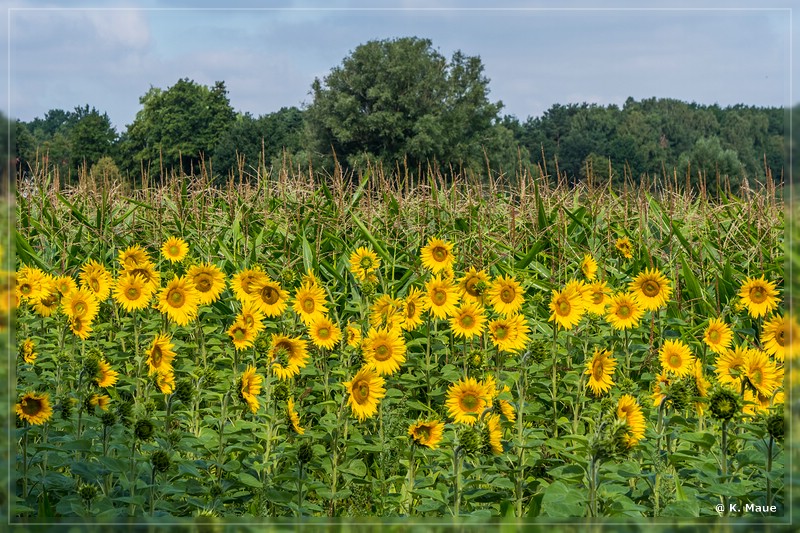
<box><xmin>581</xmin><ymin>254</ymin><xmax>598</xmax><ymax>281</ymax></box>
<box><xmin>80</xmin><ymin>260</ymin><xmax>113</xmax><ymax>301</ymax></box>
<box><xmin>240</xmin><ymin>365</ymin><xmax>263</xmax><ymax>413</ymax></box>
<box><xmin>292</xmin><ymin>281</ymin><xmax>328</xmax><ymax>325</ymax></box>
<box><xmin>363</xmin><ymin>326</ymin><xmax>407</xmax><ymax>376</ymax></box>
<box><xmin>630</xmin><ymin>268</ymin><xmax>672</xmax><ymax>311</ymax></box>
<box><xmin>248</xmin><ymin>277</ymin><xmax>287</xmax><ymax>317</ymax></box>
<box><xmin>549</xmin><ymin>286</ymin><xmax>585</xmax><ymax>330</ymax></box>
<box><xmin>344</xmin><ymin>323</ymin><xmax>362</xmax><ymax>348</ymax></box>
<box><xmin>487</xmin><ymin>275</ymin><xmax>524</xmax><ymax>316</ymax></box>
<box><xmin>584</xmin><ymin>281</ymin><xmax>612</xmax><ymax>315</ymax></box>
<box><xmin>344</xmin><ymin>366</ymin><xmax>386</xmax><ymax>421</ymax></box>
<box><xmin>146</xmin><ymin>333</ymin><xmax>176</xmax><ymax>374</ymax></box>
<box><xmin>605</xmin><ymin>292</ymin><xmax>644</xmax><ymax>330</ymax></box>
<box><xmin>15</xmin><ymin>392</ymin><xmax>53</xmax><ymax>425</ymax></box>
<box><xmin>659</xmin><ymin>339</ymin><xmax>695</xmax><ymax>377</ymax></box>
<box><xmin>585</xmin><ymin>348</ymin><xmax>617</xmax><ymax>396</ymax></box>
<box><xmin>20</xmin><ymin>338</ymin><xmax>37</xmax><ymax>364</ymax></box>
<box><xmin>228</xmin><ymin>318</ymin><xmax>257</xmax><ymax>351</ymax></box>
<box><xmin>459</xmin><ymin>267</ymin><xmax>490</xmax><ymax>304</ymax></box>
<box><xmin>161</xmin><ymin>237</ymin><xmax>189</xmax><ymax>263</ymax></box>
<box><xmin>118</xmin><ymin>244</ymin><xmax>151</xmax><ymax>270</ymax></box>
<box><xmin>761</xmin><ymin>314</ymin><xmax>788</xmax><ymax>361</ymax></box>
<box><xmin>369</xmin><ymin>294</ymin><xmax>404</xmax><ymax>330</ymax></box>
<box><xmin>488</xmin><ymin>314</ymin><xmax>530</xmax><ymax>353</ymax></box>
<box><xmin>445</xmin><ymin>377</ymin><xmax>492</xmax><ymax>425</ymax></box>
<box><xmin>715</xmin><ymin>345</ymin><xmax>749</xmax><ymax>391</ymax></box>
<box><xmin>113</xmin><ymin>273</ymin><xmax>154</xmax><ymax>312</ymax></box>
<box><xmin>89</xmin><ymin>394</ymin><xmax>111</xmax><ymax>411</ymax></box>
<box><xmin>62</xmin><ymin>287</ymin><xmax>100</xmax><ymax>322</ymax></box>
<box><xmin>308</xmin><ymin>315</ymin><xmax>342</xmax><ymax>350</ymax></box>
<box><xmin>741</xmin><ymin>349</ymin><xmax>781</xmax><ymax>397</ymax></box>
<box><xmin>349</xmin><ymin>247</ymin><xmax>380</xmax><ymax>282</ymax></box>
<box><xmin>230</xmin><ymin>267</ymin><xmax>269</xmax><ymax>302</ymax></box>
<box><xmin>617</xmin><ymin>394</ymin><xmax>645</xmax><ymax>447</ymax></box>
<box><xmin>269</xmin><ymin>334</ymin><xmax>309</xmax><ymax>380</ymax></box>
<box><xmin>615</xmin><ymin>237</ymin><xmax>634</xmax><ymax>259</ymax></box>
<box><xmin>187</xmin><ymin>263</ymin><xmax>226</xmax><ymax>306</ymax></box>
<box><xmin>425</xmin><ymin>275</ymin><xmax>461</xmax><ymax>319</ymax></box>
<box><xmin>449</xmin><ymin>302</ymin><xmax>487</xmax><ymax>339</ymax></box>
<box><xmin>287</xmin><ymin>397</ymin><xmax>305</xmax><ymax>435</ymax></box>
<box><xmin>400</xmin><ymin>287</ymin><xmax>427</xmax><ymax>331</ymax></box>
<box><xmin>156</xmin><ymin>276</ymin><xmax>200</xmax><ymax>326</ymax></box>
<box><xmin>738</xmin><ymin>275</ymin><xmax>780</xmax><ymax>319</ymax></box>
<box><xmin>420</xmin><ymin>237</ymin><xmax>456</xmax><ymax>273</ymax></box>
<box><xmin>408</xmin><ymin>420</ymin><xmax>444</xmax><ymax>449</ymax></box>
<box><xmin>69</xmin><ymin>315</ymin><xmax>94</xmax><ymax>340</ymax></box>
<box><xmin>96</xmin><ymin>359</ymin><xmax>119</xmax><ymax>388</ymax></box>
<box><xmin>703</xmin><ymin>317</ymin><xmax>734</xmax><ymax>354</ymax></box>
<box><xmin>484</xmin><ymin>414</ymin><xmax>503</xmax><ymax>455</ymax></box>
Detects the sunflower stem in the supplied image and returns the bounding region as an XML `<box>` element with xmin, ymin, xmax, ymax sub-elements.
<box><xmin>551</xmin><ymin>324</ymin><xmax>559</xmax><ymax>438</ymax></box>
<box><xmin>453</xmin><ymin>446</ymin><xmax>462</xmax><ymax>517</ymax></box>
<box><xmin>766</xmin><ymin>435</ymin><xmax>774</xmax><ymax>507</ymax></box>
<box><xmin>296</xmin><ymin>460</ymin><xmax>304</xmax><ymax>517</ymax></box>
<box><xmin>21</xmin><ymin>422</ymin><xmax>29</xmax><ymax>502</ymax></box>
<box><xmin>128</xmin><ymin>441</ymin><xmax>138</xmax><ymax>517</ymax></box>
<box><xmin>405</xmin><ymin>443</ymin><xmax>416</xmax><ymax>516</ymax></box>
<box><xmin>149</xmin><ymin>465</ymin><xmax>156</xmax><ymax>515</ymax></box>
<box><xmin>720</xmin><ymin>419</ymin><xmax>729</xmax><ymax>516</ymax></box>
<box><xmin>217</xmin><ymin>392</ymin><xmax>229</xmax><ymax>482</ymax></box>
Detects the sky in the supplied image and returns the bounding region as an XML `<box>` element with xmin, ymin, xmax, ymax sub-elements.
<box><xmin>2</xmin><ymin>0</ymin><xmax>796</xmax><ymax>132</ymax></box>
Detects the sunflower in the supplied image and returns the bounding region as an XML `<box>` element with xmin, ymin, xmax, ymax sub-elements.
<box><xmin>426</xmin><ymin>275</ymin><xmax>461</xmax><ymax>319</ymax></box>
<box><xmin>125</xmin><ymin>262</ymin><xmax>161</xmax><ymax>289</ymax></box>
<box><xmin>118</xmin><ymin>244</ymin><xmax>151</xmax><ymax>269</ymax></box>
<box><xmin>238</xmin><ymin>301</ymin><xmax>266</xmax><ymax>336</ymax></box>
<box><xmin>449</xmin><ymin>302</ymin><xmax>487</xmax><ymax>339</ymax></box>
<box><xmin>659</xmin><ymin>339</ymin><xmax>694</xmax><ymax>377</ymax></box>
<box><xmin>363</xmin><ymin>326</ymin><xmax>407</xmax><ymax>376</ymax></box>
<box><xmin>240</xmin><ymin>365</ymin><xmax>263</xmax><ymax>413</ymax></box>
<box><xmin>605</xmin><ymin>292</ymin><xmax>644</xmax><ymax>330</ymax></box>
<box><xmin>156</xmin><ymin>368</ymin><xmax>176</xmax><ymax>394</ymax></box>
<box><xmin>80</xmin><ymin>260</ymin><xmax>113</xmax><ymax>301</ymax></box>
<box><xmin>301</xmin><ymin>269</ymin><xmax>321</xmax><ymax>287</ymax></box>
<box><xmin>20</xmin><ymin>338</ymin><xmax>37</xmax><ymax>364</ymax></box>
<box><xmin>420</xmin><ymin>237</ymin><xmax>456</xmax><ymax>273</ymax></box>
<box><xmin>743</xmin><ymin>389</ymin><xmax>784</xmax><ymax>416</ymax></box>
<box><xmin>487</xmin><ymin>274</ymin><xmax>525</xmax><ymax>316</ymax></box>
<box><xmin>615</xmin><ymin>237</ymin><xmax>634</xmax><ymax>259</ymax></box>
<box><xmin>400</xmin><ymin>287</ymin><xmax>427</xmax><ymax>331</ymax></box>
<box><xmin>630</xmin><ymin>268</ymin><xmax>672</xmax><ymax>311</ymax></box>
<box><xmin>248</xmin><ymin>277</ymin><xmax>288</xmax><ymax>317</ymax></box>
<box><xmin>308</xmin><ymin>315</ymin><xmax>342</xmax><ymax>350</ymax></box>
<box><xmin>96</xmin><ymin>359</ymin><xmax>119</xmax><ymax>388</ymax></box>
<box><xmin>16</xmin><ymin>267</ymin><xmax>50</xmax><ymax>301</ymax></box>
<box><xmin>344</xmin><ymin>323</ymin><xmax>362</xmax><ymax>348</ymax></box>
<box><xmin>69</xmin><ymin>316</ymin><xmax>94</xmax><ymax>340</ymax></box>
<box><xmin>617</xmin><ymin>394</ymin><xmax>645</xmax><ymax>447</ymax></box>
<box><xmin>488</xmin><ymin>314</ymin><xmax>530</xmax><ymax>353</ymax></box>
<box><xmin>581</xmin><ymin>254</ymin><xmax>598</xmax><ymax>281</ymax></box>
<box><xmin>761</xmin><ymin>314</ymin><xmax>787</xmax><ymax>361</ymax></box>
<box><xmin>230</xmin><ymin>267</ymin><xmax>269</xmax><ymax>302</ymax></box>
<box><xmin>52</xmin><ymin>275</ymin><xmax>78</xmax><ymax>298</ymax></box>
<box><xmin>445</xmin><ymin>377</ymin><xmax>492</xmax><ymax>425</ymax></box>
<box><xmin>741</xmin><ymin>349</ymin><xmax>781</xmax><ymax>397</ymax></box>
<box><xmin>651</xmin><ymin>370</ymin><xmax>672</xmax><ymax>407</ymax></box>
<box><xmin>145</xmin><ymin>333</ymin><xmax>176</xmax><ymax>374</ymax></box>
<box><xmin>15</xmin><ymin>392</ymin><xmax>53</xmax><ymax>425</ymax></box>
<box><xmin>369</xmin><ymin>294</ymin><xmax>404</xmax><ymax>329</ymax></box>
<box><xmin>483</xmin><ymin>377</ymin><xmax>517</xmax><ymax>423</ymax></box>
<box><xmin>459</xmin><ymin>267</ymin><xmax>490</xmax><ymax>304</ymax></box>
<box><xmin>32</xmin><ymin>290</ymin><xmax>60</xmax><ymax>317</ymax></box>
<box><xmin>738</xmin><ymin>276</ymin><xmax>780</xmax><ymax>319</ymax></box>
<box><xmin>113</xmin><ymin>273</ymin><xmax>154</xmax><ymax>312</ymax></box>
<box><xmin>585</xmin><ymin>348</ymin><xmax>617</xmax><ymax>396</ymax></box>
<box><xmin>89</xmin><ymin>394</ymin><xmax>111</xmax><ymax>411</ymax></box>
<box><xmin>715</xmin><ymin>346</ymin><xmax>749</xmax><ymax>391</ymax></box>
<box><xmin>703</xmin><ymin>317</ymin><xmax>734</xmax><ymax>354</ymax></box>
<box><xmin>62</xmin><ymin>287</ymin><xmax>100</xmax><ymax>322</ymax></box>
<box><xmin>156</xmin><ymin>275</ymin><xmax>200</xmax><ymax>326</ymax></box>
<box><xmin>228</xmin><ymin>319</ymin><xmax>257</xmax><ymax>351</ymax></box>
<box><xmin>484</xmin><ymin>414</ymin><xmax>503</xmax><ymax>455</ymax></box>
<box><xmin>292</xmin><ymin>281</ymin><xmax>328</xmax><ymax>325</ymax></box>
<box><xmin>161</xmin><ymin>237</ymin><xmax>189</xmax><ymax>263</ymax></box>
<box><xmin>187</xmin><ymin>263</ymin><xmax>226</xmax><ymax>306</ymax></box>
<box><xmin>548</xmin><ymin>286</ymin><xmax>585</xmax><ymax>330</ymax></box>
<box><xmin>349</xmin><ymin>247</ymin><xmax>381</xmax><ymax>282</ymax></box>
<box><xmin>408</xmin><ymin>420</ymin><xmax>445</xmax><ymax>450</ymax></box>
<box><xmin>287</xmin><ymin>397</ymin><xmax>305</xmax><ymax>435</ymax></box>
<box><xmin>269</xmin><ymin>334</ymin><xmax>309</xmax><ymax>380</ymax></box>
<box><xmin>344</xmin><ymin>366</ymin><xmax>386</xmax><ymax>421</ymax></box>
<box><xmin>584</xmin><ymin>281</ymin><xmax>612</xmax><ymax>315</ymax></box>
<box><xmin>691</xmin><ymin>359</ymin><xmax>711</xmax><ymax>414</ymax></box>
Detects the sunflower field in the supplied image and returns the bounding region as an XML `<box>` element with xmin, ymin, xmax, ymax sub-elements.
<box><xmin>7</xmin><ymin>165</ymin><xmax>794</xmax><ymax>524</ymax></box>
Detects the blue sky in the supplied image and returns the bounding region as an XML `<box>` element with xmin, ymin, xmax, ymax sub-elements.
<box><xmin>3</xmin><ymin>1</ymin><xmax>796</xmax><ymax>132</ymax></box>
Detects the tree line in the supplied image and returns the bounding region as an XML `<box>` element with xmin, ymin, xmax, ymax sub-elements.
<box><xmin>12</xmin><ymin>37</ymin><xmax>786</xmax><ymax>190</ymax></box>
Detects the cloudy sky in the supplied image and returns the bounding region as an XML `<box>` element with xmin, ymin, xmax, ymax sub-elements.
<box><xmin>2</xmin><ymin>0</ymin><xmax>795</xmax><ymax>132</ymax></box>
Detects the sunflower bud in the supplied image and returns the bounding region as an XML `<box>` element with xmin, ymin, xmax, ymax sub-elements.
<box><xmin>78</xmin><ymin>483</ymin><xmax>97</xmax><ymax>504</ymax></box>
<box><xmin>467</xmin><ymin>350</ymin><xmax>484</xmax><ymax>370</ymax></box>
<box><xmin>116</xmin><ymin>400</ymin><xmax>133</xmax><ymax>428</ymax></box>
<box><xmin>665</xmin><ymin>379</ymin><xmax>692</xmax><ymax>411</ymax></box>
<box><xmin>528</xmin><ymin>340</ymin><xmax>548</xmax><ymax>364</ymax></box>
<box><xmin>100</xmin><ymin>411</ymin><xmax>116</xmax><ymax>427</ymax></box>
<box><xmin>297</xmin><ymin>441</ymin><xmax>314</xmax><ymax>464</ymax></box>
<box><xmin>708</xmin><ymin>388</ymin><xmax>741</xmax><ymax>422</ymax></box>
<box><xmin>174</xmin><ymin>379</ymin><xmax>194</xmax><ymax>405</ymax></box>
<box><xmin>766</xmin><ymin>412</ymin><xmax>784</xmax><ymax>441</ymax></box>
<box><xmin>151</xmin><ymin>450</ymin><xmax>171</xmax><ymax>473</ymax></box>
<box><xmin>280</xmin><ymin>269</ymin><xmax>295</xmax><ymax>284</ymax></box>
<box><xmin>254</xmin><ymin>333</ymin><xmax>270</xmax><ymax>355</ymax></box>
<box><xmin>82</xmin><ymin>358</ymin><xmax>100</xmax><ymax>383</ymax></box>
<box><xmin>459</xmin><ymin>427</ymin><xmax>482</xmax><ymax>458</ymax></box>
<box><xmin>361</xmin><ymin>280</ymin><xmax>376</xmax><ymax>298</ymax></box>
<box><xmin>134</xmin><ymin>418</ymin><xmax>155</xmax><ymax>441</ymax></box>
<box><xmin>273</xmin><ymin>382</ymin><xmax>289</xmax><ymax>403</ymax></box>
<box><xmin>59</xmin><ymin>395</ymin><xmax>74</xmax><ymax>420</ymax></box>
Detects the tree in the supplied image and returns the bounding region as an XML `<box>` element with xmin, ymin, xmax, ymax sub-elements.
<box><xmin>124</xmin><ymin>79</ymin><xmax>236</xmax><ymax>178</ymax></box>
<box><xmin>305</xmin><ymin>37</ymin><xmax>504</xmax><ymax>176</ymax></box>
<box><xmin>69</xmin><ymin>106</ymin><xmax>117</xmax><ymax>171</ymax></box>
<box><xmin>678</xmin><ymin>136</ymin><xmax>744</xmax><ymax>190</ymax></box>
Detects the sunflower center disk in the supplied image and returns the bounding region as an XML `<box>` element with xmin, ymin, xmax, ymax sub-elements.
<box><xmin>127</xmin><ymin>287</ymin><xmax>140</xmax><ymax>299</ymax></box>
<box><xmin>355</xmin><ymin>382</ymin><xmax>370</xmax><ymax>403</ymax></box>
<box><xmin>500</xmin><ymin>288</ymin><xmax>514</xmax><ymax>303</ymax></box>
<box><xmin>776</xmin><ymin>331</ymin><xmax>785</xmax><ymax>345</ymax></box>
<box><xmin>303</xmin><ymin>299</ymin><xmax>315</xmax><ymax>313</ymax></box>
<box><xmin>152</xmin><ymin>347</ymin><xmax>162</xmax><ymax>365</ymax></box>
<box><xmin>432</xmin><ymin>247</ymin><xmax>447</xmax><ymax>262</ymax></box>
<box><xmin>169</xmin><ymin>245</ymin><xmax>180</xmax><ymax>256</ymax></box>
<box><xmin>374</xmin><ymin>344</ymin><xmax>390</xmax><ymax>361</ymax></box>
<box><xmin>495</xmin><ymin>326</ymin><xmax>508</xmax><ymax>340</ymax></box>
<box><xmin>642</xmin><ymin>281</ymin><xmax>660</xmax><ymax>297</ymax></box>
<box><xmin>749</xmin><ymin>287</ymin><xmax>767</xmax><ymax>303</ymax></box>
<box><xmin>618</xmin><ymin>305</ymin><xmax>630</xmax><ymax>318</ymax></box>
<box><xmin>20</xmin><ymin>284</ymin><xmax>32</xmax><ymax>295</ymax></box>
<box><xmin>318</xmin><ymin>327</ymin><xmax>330</xmax><ymax>340</ymax></box>
<box><xmin>196</xmin><ymin>276</ymin><xmax>211</xmax><ymax>292</ymax></box>
<box><xmin>708</xmin><ymin>330</ymin><xmax>720</xmax><ymax>342</ymax></box>
<box><xmin>406</xmin><ymin>302</ymin><xmax>416</xmax><ymax>317</ymax></box>
<box><xmin>360</xmin><ymin>257</ymin><xmax>374</xmax><ymax>269</ymax></box>
<box><xmin>169</xmin><ymin>290</ymin><xmax>185</xmax><ymax>307</ymax></box>
<box><xmin>460</xmin><ymin>315</ymin><xmax>474</xmax><ymax>328</ymax></box>
<box><xmin>558</xmin><ymin>300</ymin><xmax>571</xmax><ymax>315</ymax></box>
<box><xmin>593</xmin><ymin>361</ymin><xmax>604</xmax><ymax>381</ymax></box>
<box><xmin>90</xmin><ymin>279</ymin><xmax>100</xmax><ymax>292</ymax></box>
<box><xmin>262</xmin><ymin>287</ymin><xmax>279</xmax><ymax>304</ymax></box>
<box><xmin>433</xmin><ymin>290</ymin><xmax>446</xmax><ymax>305</ymax></box>
<box><xmin>22</xmin><ymin>398</ymin><xmax>42</xmax><ymax>416</ymax></box>
<box><xmin>592</xmin><ymin>292</ymin><xmax>603</xmax><ymax>304</ymax></box>
<box><xmin>234</xmin><ymin>327</ymin><xmax>247</xmax><ymax>341</ymax></box>
<box><xmin>466</xmin><ymin>279</ymin><xmax>480</xmax><ymax>296</ymax></box>
<box><xmin>669</xmin><ymin>354</ymin><xmax>681</xmax><ymax>368</ymax></box>
<box><xmin>460</xmin><ymin>393</ymin><xmax>479</xmax><ymax>412</ymax></box>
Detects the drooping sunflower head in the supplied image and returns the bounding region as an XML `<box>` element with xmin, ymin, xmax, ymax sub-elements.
<box><xmin>187</xmin><ymin>263</ymin><xmax>227</xmax><ymax>306</ymax></box>
<box><xmin>344</xmin><ymin>366</ymin><xmax>386</xmax><ymax>422</ymax></box>
<box><xmin>630</xmin><ymin>268</ymin><xmax>672</xmax><ymax>311</ymax></box>
<box><xmin>703</xmin><ymin>317</ymin><xmax>734</xmax><ymax>354</ymax></box>
<box><xmin>605</xmin><ymin>292</ymin><xmax>644</xmax><ymax>331</ymax></box>
<box><xmin>445</xmin><ymin>377</ymin><xmax>492</xmax><ymax>425</ymax></box>
<box><xmin>400</xmin><ymin>287</ymin><xmax>428</xmax><ymax>331</ymax></box>
<box><xmin>408</xmin><ymin>420</ymin><xmax>445</xmax><ymax>450</ymax></box>
<box><xmin>425</xmin><ymin>275</ymin><xmax>461</xmax><ymax>319</ymax></box>
<box><xmin>32</xmin><ymin>288</ymin><xmax>60</xmax><ymax>317</ymax></box>
<box><xmin>156</xmin><ymin>276</ymin><xmax>200</xmax><ymax>326</ymax></box>
<box><xmin>287</xmin><ymin>397</ymin><xmax>305</xmax><ymax>434</ymax></box>
<box><xmin>89</xmin><ymin>394</ymin><xmax>111</xmax><ymax>411</ymax></box>
<box><xmin>738</xmin><ymin>275</ymin><xmax>780</xmax><ymax>319</ymax></box>
<box><xmin>125</xmin><ymin>262</ymin><xmax>161</xmax><ymax>290</ymax></box>
<box><xmin>20</xmin><ymin>338</ymin><xmax>37</xmax><ymax>364</ymax></box>
<box><xmin>113</xmin><ymin>273</ymin><xmax>154</xmax><ymax>312</ymax></box>
<box><xmin>292</xmin><ymin>281</ymin><xmax>329</xmax><ymax>324</ymax></box>
<box><xmin>616</xmin><ymin>394</ymin><xmax>645</xmax><ymax>448</ymax></box>
<box><xmin>96</xmin><ymin>359</ymin><xmax>119</xmax><ymax>388</ymax></box>
<box><xmin>145</xmin><ymin>333</ymin><xmax>176</xmax><ymax>374</ymax></box>
<box><xmin>458</xmin><ymin>267</ymin><xmax>490</xmax><ymax>304</ymax></box>
<box><xmin>581</xmin><ymin>254</ymin><xmax>598</xmax><ymax>281</ymax></box>
<box><xmin>161</xmin><ymin>237</ymin><xmax>189</xmax><ymax>263</ymax></box>
<box><xmin>449</xmin><ymin>302</ymin><xmax>487</xmax><ymax>339</ymax></box>
<box><xmin>363</xmin><ymin>326</ymin><xmax>407</xmax><ymax>376</ymax></box>
<box><xmin>420</xmin><ymin>237</ymin><xmax>456</xmax><ymax>273</ymax></box>
<box><xmin>482</xmin><ymin>413</ymin><xmax>503</xmax><ymax>455</ymax></box>
<box><xmin>487</xmin><ymin>274</ymin><xmax>525</xmax><ymax>317</ymax></box>
<box><xmin>15</xmin><ymin>391</ymin><xmax>53</xmax><ymax>425</ymax></box>
<box><xmin>585</xmin><ymin>348</ymin><xmax>617</xmax><ymax>396</ymax></box>
<box><xmin>651</xmin><ymin>370</ymin><xmax>672</xmax><ymax>407</ymax></box>
<box><xmin>69</xmin><ymin>315</ymin><xmax>94</xmax><ymax>340</ymax></box>
<box><xmin>308</xmin><ymin>315</ymin><xmax>342</xmax><ymax>350</ymax></box>
<box><xmin>349</xmin><ymin>247</ymin><xmax>381</xmax><ymax>282</ymax></box>
<box><xmin>548</xmin><ymin>286</ymin><xmax>585</xmax><ymax>330</ymax></box>
<box><xmin>743</xmin><ymin>389</ymin><xmax>784</xmax><ymax>416</ymax></box>
<box><xmin>659</xmin><ymin>339</ymin><xmax>695</xmax><ymax>377</ymax></box>
<box><xmin>79</xmin><ymin>260</ymin><xmax>113</xmax><ymax>301</ymax></box>
<box><xmin>615</xmin><ymin>237</ymin><xmax>634</xmax><ymax>259</ymax></box>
